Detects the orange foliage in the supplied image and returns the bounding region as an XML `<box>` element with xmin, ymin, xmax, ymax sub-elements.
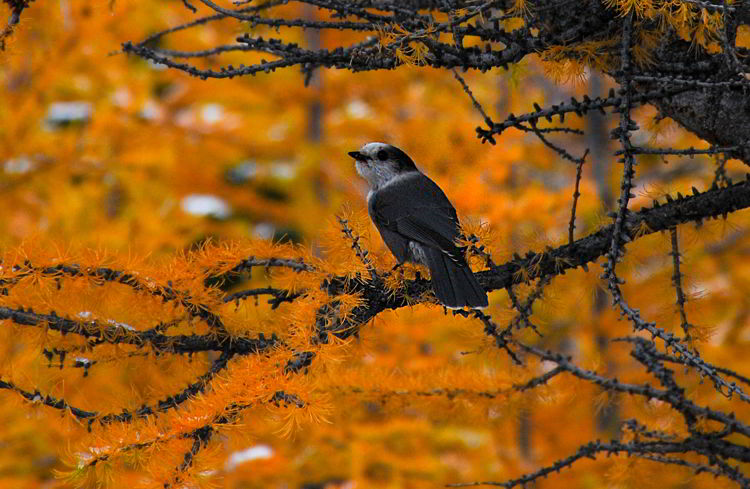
<box><xmin>0</xmin><ymin>1</ymin><xmax>749</xmax><ymax>489</ymax></box>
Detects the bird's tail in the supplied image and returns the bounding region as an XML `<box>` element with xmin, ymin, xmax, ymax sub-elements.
<box><xmin>422</xmin><ymin>247</ymin><xmax>488</xmax><ymax>309</ymax></box>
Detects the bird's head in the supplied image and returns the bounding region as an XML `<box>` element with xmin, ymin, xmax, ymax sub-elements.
<box><xmin>349</xmin><ymin>142</ymin><xmax>419</xmax><ymax>189</ymax></box>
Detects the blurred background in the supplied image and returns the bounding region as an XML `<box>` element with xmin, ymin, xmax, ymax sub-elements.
<box><xmin>2</xmin><ymin>1</ymin><xmax>749</xmax><ymax>488</ymax></box>
<box><xmin>1</xmin><ymin>0</ymin><xmax>609</xmax><ymax>254</ymax></box>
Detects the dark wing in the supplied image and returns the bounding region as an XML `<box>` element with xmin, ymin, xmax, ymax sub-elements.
<box><xmin>370</xmin><ymin>173</ymin><xmax>464</xmax><ymax>262</ymax></box>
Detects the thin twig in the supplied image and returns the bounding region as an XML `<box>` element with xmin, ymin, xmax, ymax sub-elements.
<box><xmin>337</xmin><ymin>215</ymin><xmax>378</xmax><ymax>281</ymax></box>
<box><xmin>669</xmin><ymin>227</ymin><xmax>692</xmax><ymax>344</ymax></box>
<box><xmin>569</xmin><ymin>151</ymin><xmax>588</xmax><ymax>244</ymax></box>
<box><xmin>453</xmin><ymin>68</ymin><xmax>494</xmax><ymax>127</ymax></box>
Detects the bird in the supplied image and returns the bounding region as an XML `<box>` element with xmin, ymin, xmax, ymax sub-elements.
<box><xmin>349</xmin><ymin>142</ymin><xmax>488</xmax><ymax>309</ymax></box>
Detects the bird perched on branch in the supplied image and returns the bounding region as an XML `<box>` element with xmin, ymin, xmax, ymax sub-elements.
<box><xmin>349</xmin><ymin>142</ymin><xmax>488</xmax><ymax>309</ymax></box>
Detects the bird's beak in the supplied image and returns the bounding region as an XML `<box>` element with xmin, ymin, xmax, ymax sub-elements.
<box><xmin>348</xmin><ymin>151</ymin><xmax>368</xmax><ymax>162</ymax></box>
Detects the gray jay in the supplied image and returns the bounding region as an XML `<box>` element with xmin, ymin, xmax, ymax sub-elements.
<box><xmin>349</xmin><ymin>142</ymin><xmax>488</xmax><ymax>309</ymax></box>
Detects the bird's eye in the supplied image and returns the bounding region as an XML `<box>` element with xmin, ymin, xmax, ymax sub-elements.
<box><xmin>376</xmin><ymin>150</ymin><xmax>388</xmax><ymax>161</ymax></box>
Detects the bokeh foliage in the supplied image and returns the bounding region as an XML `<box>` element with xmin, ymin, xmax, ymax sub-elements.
<box><xmin>2</xmin><ymin>0</ymin><xmax>750</xmax><ymax>488</ymax></box>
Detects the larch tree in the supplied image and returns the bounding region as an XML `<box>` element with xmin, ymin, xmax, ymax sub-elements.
<box><xmin>2</xmin><ymin>0</ymin><xmax>750</xmax><ymax>488</ymax></box>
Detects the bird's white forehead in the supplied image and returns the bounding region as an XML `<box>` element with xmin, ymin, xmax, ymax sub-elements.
<box><xmin>359</xmin><ymin>142</ymin><xmax>390</xmax><ymax>156</ymax></box>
